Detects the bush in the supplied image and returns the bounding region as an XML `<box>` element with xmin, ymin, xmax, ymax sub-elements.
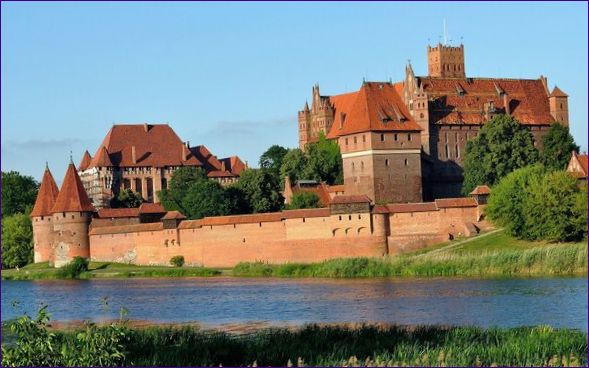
<box><xmin>286</xmin><ymin>192</ymin><xmax>322</xmax><ymax>210</ymax></box>
<box><xmin>170</xmin><ymin>256</ymin><xmax>185</xmax><ymax>267</ymax></box>
<box><xmin>1</xmin><ymin>213</ymin><xmax>34</xmax><ymax>269</ymax></box>
<box><xmin>56</xmin><ymin>257</ymin><xmax>89</xmax><ymax>279</ymax></box>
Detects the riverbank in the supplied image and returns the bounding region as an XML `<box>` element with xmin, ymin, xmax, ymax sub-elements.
<box><xmin>3</xmin><ymin>230</ymin><xmax>587</xmax><ymax>280</ymax></box>
<box><xmin>233</xmin><ymin>231</ymin><xmax>588</xmax><ymax>278</ymax></box>
<box><xmin>3</xmin><ymin>321</ymin><xmax>587</xmax><ymax>367</ymax></box>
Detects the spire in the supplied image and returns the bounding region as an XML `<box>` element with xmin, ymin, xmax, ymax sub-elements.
<box><xmin>51</xmin><ymin>162</ymin><xmax>95</xmax><ymax>213</ymax></box>
<box><xmin>78</xmin><ymin>150</ymin><xmax>92</xmax><ymax>171</ymax></box>
<box><xmin>30</xmin><ymin>165</ymin><xmax>60</xmax><ymax>217</ymax></box>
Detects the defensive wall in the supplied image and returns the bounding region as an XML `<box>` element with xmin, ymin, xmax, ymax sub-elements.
<box><xmin>88</xmin><ymin>196</ymin><xmax>486</xmax><ymax>268</ymax></box>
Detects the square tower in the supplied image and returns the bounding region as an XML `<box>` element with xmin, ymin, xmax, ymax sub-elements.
<box><xmin>427</xmin><ymin>44</ymin><xmax>465</xmax><ymax>78</ymax></box>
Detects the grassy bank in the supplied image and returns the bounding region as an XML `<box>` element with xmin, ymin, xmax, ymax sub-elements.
<box><xmin>4</xmin><ymin>322</ymin><xmax>587</xmax><ymax>366</ymax></box>
<box><xmin>233</xmin><ymin>231</ymin><xmax>588</xmax><ymax>278</ymax></box>
<box><xmin>1</xmin><ymin>261</ymin><xmax>220</xmax><ymax>280</ymax></box>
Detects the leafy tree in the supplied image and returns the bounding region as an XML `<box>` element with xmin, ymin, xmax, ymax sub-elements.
<box><xmin>259</xmin><ymin>145</ymin><xmax>288</xmax><ymax>174</ymax></box>
<box><xmin>462</xmin><ymin>114</ymin><xmax>539</xmax><ymax>195</ymax></box>
<box><xmin>486</xmin><ymin>165</ymin><xmax>546</xmax><ymax>237</ymax></box>
<box><xmin>110</xmin><ymin>189</ymin><xmax>143</xmax><ymax>208</ymax></box>
<box><xmin>303</xmin><ymin>134</ymin><xmax>343</xmax><ymax>185</ymax></box>
<box><xmin>522</xmin><ymin>171</ymin><xmax>587</xmax><ymax>242</ymax></box>
<box><xmin>286</xmin><ymin>192</ymin><xmax>321</xmax><ymax>210</ymax></box>
<box><xmin>236</xmin><ymin>168</ymin><xmax>284</xmax><ymax>213</ymax></box>
<box><xmin>182</xmin><ymin>180</ymin><xmax>231</xmax><ymax>219</ymax></box>
<box><xmin>1</xmin><ymin>171</ymin><xmax>38</xmax><ymax>216</ymax></box>
<box><xmin>280</xmin><ymin>149</ymin><xmax>307</xmax><ymax>183</ymax></box>
<box><xmin>158</xmin><ymin>167</ymin><xmax>208</xmax><ymax>214</ymax></box>
<box><xmin>224</xmin><ymin>185</ymin><xmax>251</xmax><ymax>215</ymax></box>
<box><xmin>541</xmin><ymin>123</ymin><xmax>579</xmax><ymax>171</ymax></box>
<box><xmin>1</xmin><ymin>213</ymin><xmax>33</xmax><ymax>268</ymax></box>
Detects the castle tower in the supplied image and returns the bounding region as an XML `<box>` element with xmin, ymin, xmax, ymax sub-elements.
<box><xmin>405</xmin><ymin>63</ymin><xmax>431</xmax><ymax>154</ymax></box>
<box><xmin>549</xmin><ymin>86</ymin><xmax>569</xmax><ymax>126</ymax></box>
<box><xmin>298</xmin><ymin>84</ymin><xmax>335</xmax><ymax>150</ymax></box>
<box><xmin>30</xmin><ymin>164</ymin><xmax>60</xmax><ymax>264</ymax></box>
<box><xmin>427</xmin><ymin>43</ymin><xmax>465</xmax><ymax>78</ymax></box>
<box><xmin>51</xmin><ymin>160</ymin><xmax>96</xmax><ymax>267</ymax></box>
<box><xmin>298</xmin><ymin>101</ymin><xmax>311</xmax><ymax>149</ymax></box>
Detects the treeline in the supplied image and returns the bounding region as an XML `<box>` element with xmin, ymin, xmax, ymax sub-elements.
<box><xmin>462</xmin><ymin>115</ymin><xmax>586</xmax><ymax>243</ymax></box>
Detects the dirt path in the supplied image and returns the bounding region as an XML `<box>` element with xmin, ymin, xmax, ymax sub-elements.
<box><xmin>414</xmin><ymin>228</ymin><xmax>503</xmax><ymax>258</ymax></box>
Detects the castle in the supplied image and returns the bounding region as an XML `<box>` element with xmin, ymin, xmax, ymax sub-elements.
<box><xmin>298</xmin><ymin>43</ymin><xmax>568</xmax><ymax>200</ymax></box>
<box><xmin>30</xmin><ymin>42</ymin><xmax>571</xmax><ymax>268</ymax></box>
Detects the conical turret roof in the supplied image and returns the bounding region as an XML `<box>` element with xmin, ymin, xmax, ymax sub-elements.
<box><xmin>550</xmin><ymin>86</ymin><xmax>568</xmax><ymax>98</ymax></box>
<box><xmin>51</xmin><ymin>162</ymin><xmax>96</xmax><ymax>213</ymax></box>
<box><xmin>30</xmin><ymin>165</ymin><xmax>60</xmax><ymax>217</ymax></box>
<box><xmin>78</xmin><ymin>150</ymin><xmax>92</xmax><ymax>171</ymax></box>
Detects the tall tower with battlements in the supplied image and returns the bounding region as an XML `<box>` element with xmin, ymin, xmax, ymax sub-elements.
<box><xmin>427</xmin><ymin>43</ymin><xmax>465</xmax><ymax>78</ymax></box>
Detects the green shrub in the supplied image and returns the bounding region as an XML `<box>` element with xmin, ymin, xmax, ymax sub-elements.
<box><xmin>56</xmin><ymin>257</ymin><xmax>89</xmax><ymax>279</ymax></box>
<box><xmin>286</xmin><ymin>192</ymin><xmax>322</xmax><ymax>210</ymax></box>
<box><xmin>170</xmin><ymin>256</ymin><xmax>185</xmax><ymax>267</ymax></box>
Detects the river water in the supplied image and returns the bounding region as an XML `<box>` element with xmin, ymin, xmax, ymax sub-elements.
<box><xmin>1</xmin><ymin>277</ymin><xmax>587</xmax><ymax>331</ymax></box>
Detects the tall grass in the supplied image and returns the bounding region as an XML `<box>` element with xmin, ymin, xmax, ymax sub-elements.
<box><xmin>105</xmin><ymin>324</ymin><xmax>587</xmax><ymax>366</ymax></box>
<box><xmin>233</xmin><ymin>241</ymin><xmax>588</xmax><ymax>278</ymax></box>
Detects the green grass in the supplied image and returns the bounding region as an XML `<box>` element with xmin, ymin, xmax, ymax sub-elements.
<box><xmin>1</xmin><ymin>262</ymin><xmax>220</xmax><ymax>280</ymax></box>
<box><xmin>233</xmin><ymin>231</ymin><xmax>588</xmax><ymax>278</ymax></box>
<box><xmin>50</xmin><ymin>324</ymin><xmax>588</xmax><ymax>366</ymax></box>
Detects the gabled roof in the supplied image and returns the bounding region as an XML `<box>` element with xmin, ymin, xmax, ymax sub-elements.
<box><xmin>30</xmin><ymin>166</ymin><xmax>60</xmax><ymax>217</ymax></box>
<box><xmin>326</xmin><ymin>82</ymin><xmax>421</xmax><ymax>138</ymax></box>
<box><xmin>330</xmin><ymin>194</ymin><xmax>372</xmax><ymax>204</ymax></box>
<box><xmin>219</xmin><ymin>156</ymin><xmax>247</xmax><ymax>176</ymax></box>
<box><xmin>470</xmin><ymin>185</ymin><xmax>491</xmax><ymax>195</ymax></box>
<box><xmin>78</xmin><ymin>151</ymin><xmax>92</xmax><ymax>171</ymax></box>
<box><xmin>161</xmin><ymin>211</ymin><xmax>187</xmax><ymax>220</ymax></box>
<box><xmin>191</xmin><ymin>145</ymin><xmax>222</xmax><ymax>171</ymax></box>
<box><xmin>434</xmin><ymin>197</ymin><xmax>477</xmax><ymax>209</ymax></box>
<box><xmin>97</xmin><ymin>208</ymin><xmax>140</xmax><ymax>218</ymax></box>
<box><xmin>138</xmin><ymin>202</ymin><xmax>166</xmax><ymax>214</ymax></box>
<box><xmin>89</xmin><ymin>146</ymin><xmax>113</xmax><ymax>168</ymax></box>
<box><xmin>91</xmin><ymin>124</ymin><xmax>203</xmax><ymax>168</ymax></box>
<box><xmin>418</xmin><ymin>77</ymin><xmax>555</xmax><ymax>125</ymax></box>
<box><xmin>550</xmin><ymin>86</ymin><xmax>568</xmax><ymax>98</ymax></box>
<box><xmin>291</xmin><ymin>182</ymin><xmax>331</xmax><ymax>207</ymax></box>
<box><xmin>51</xmin><ymin>163</ymin><xmax>96</xmax><ymax>213</ymax></box>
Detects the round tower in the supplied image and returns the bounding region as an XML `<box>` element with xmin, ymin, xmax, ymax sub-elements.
<box><xmin>30</xmin><ymin>164</ymin><xmax>60</xmax><ymax>264</ymax></box>
<box><xmin>51</xmin><ymin>160</ymin><xmax>96</xmax><ymax>267</ymax></box>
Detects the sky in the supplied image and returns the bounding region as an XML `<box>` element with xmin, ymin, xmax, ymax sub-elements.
<box><xmin>2</xmin><ymin>1</ymin><xmax>587</xmax><ymax>182</ymax></box>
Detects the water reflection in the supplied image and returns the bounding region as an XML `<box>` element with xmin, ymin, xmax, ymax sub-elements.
<box><xmin>2</xmin><ymin>277</ymin><xmax>587</xmax><ymax>331</ymax></box>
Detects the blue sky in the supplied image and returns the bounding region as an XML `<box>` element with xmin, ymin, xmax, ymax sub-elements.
<box><xmin>2</xmin><ymin>1</ymin><xmax>587</xmax><ymax>182</ymax></box>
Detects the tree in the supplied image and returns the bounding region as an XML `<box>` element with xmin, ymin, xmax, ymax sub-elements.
<box><xmin>522</xmin><ymin>171</ymin><xmax>587</xmax><ymax>242</ymax></box>
<box><xmin>224</xmin><ymin>185</ymin><xmax>251</xmax><ymax>215</ymax></box>
<box><xmin>486</xmin><ymin>165</ymin><xmax>546</xmax><ymax>237</ymax></box>
<box><xmin>259</xmin><ymin>145</ymin><xmax>288</xmax><ymax>174</ymax></box>
<box><xmin>110</xmin><ymin>189</ymin><xmax>143</xmax><ymax>208</ymax></box>
<box><xmin>236</xmin><ymin>168</ymin><xmax>284</xmax><ymax>213</ymax></box>
<box><xmin>280</xmin><ymin>149</ymin><xmax>307</xmax><ymax>183</ymax></box>
<box><xmin>158</xmin><ymin>167</ymin><xmax>208</xmax><ymax>214</ymax></box>
<box><xmin>2</xmin><ymin>171</ymin><xmax>38</xmax><ymax>216</ymax></box>
<box><xmin>303</xmin><ymin>134</ymin><xmax>343</xmax><ymax>185</ymax></box>
<box><xmin>541</xmin><ymin>123</ymin><xmax>579</xmax><ymax>171</ymax></box>
<box><xmin>2</xmin><ymin>213</ymin><xmax>33</xmax><ymax>268</ymax></box>
<box><xmin>462</xmin><ymin>114</ymin><xmax>539</xmax><ymax>195</ymax></box>
<box><xmin>286</xmin><ymin>192</ymin><xmax>321</xmax><ymax>210</ymax></box>
<box><xmin>181</xmin><ymin>180</ymin><xmax>232</xmax><ymax>219</ymax></box>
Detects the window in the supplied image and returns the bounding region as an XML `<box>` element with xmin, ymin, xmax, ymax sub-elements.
<box><xmin>352</xmin><ymin>162</ymin><xmax>355</xmax><ymax>172</ymax></box>
<box><xmin>345</xmin><ymin>138</ymin><xmax>349</xmax><ymax>145</ymax></box>
<box><xmin>404</xmin><ymin>158</ymin><xmax>409</xmax><ymax>166</ymax></box>
<box><xmin>362</xmin><ymin>135</ymin><xmax>366</xmax><ymax>142</ymax></box>
<box><xmin>380</xmin><ymin>134</ymin><xmax>385</xmax><ymax>142</ymax></box>
<box><xmin>348</xmin><ymin>215</ymin><xmax>352</xmax><ymax>220</ymax></box>
<box><xmin>394</xmin><ymin>134</ymin><xmax>398</xmax><ymax>141</ymax></box>
<box><xmin>354</xmin><ymin>136</ymin><xmax>357</xmax><ymax>144</ymax></box>
<box><xmin>408</xmin><ymin>134</ymin><xmax>412</xmax><ymax>141</ymax></box>
<box><xmin>361</xmin><ymin>161</ymin><xmax>364</xmax><ymax>171</ymax></box>
<box><xmin>385</xmin><ymin>159</ymin><xmax>390</xmax><ymax>166</ymax></box>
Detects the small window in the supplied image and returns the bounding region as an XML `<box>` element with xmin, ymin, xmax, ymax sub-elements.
<box><xmin>380</xmin><ymin>134</ymin><xmax>385</xmax><ymax>142</ymax></box>
<box><xmin>353</xmin><ymin>136</ymin><xmax>357</xmax><ymax>144</ymax></box>
<box><xmin>348</xmin><ymin>215</ymin><xmax>352</xmax><ymax>220</ymax></box>
<box><xmin>358</xmin><ymin>215</ymin><xmax>361</xmax><ymax>219</ymax></box>
<box><xmin>345</xmin><ymin>138</ymin><xmax>349</xmax><ymax>145</ymax></box>
<box><xmin>385</xmin><ymin>159</ymin><xmax>390</xmax><ymax>166</ymax></box>
<box><xmin>362</xmin><ymin>135</ymin><xmax>366</xmax><ymax>142</ymax></box>
<box><xmin>339</xmin><ymin>216</ymin><xmax>342</xmax><ymax>221</ymax></box>
<box><xmin>361</xmin><ymin>161</ymin><xmax>364</xmax><ymax>171</ymax></box>
<box><xmin>394</xmin><ymin>134</ymin><xmax>398</xmax><ymax>141</ymax></box>
<box><xmin>408</xmin><ymin>134</ymin><xmax>412</xmax><ymax>141</ymax></box>
<box><xmin>404</xmin><ymin>159</ymin><xmax>409</xmax><ymax>166</ymax></box>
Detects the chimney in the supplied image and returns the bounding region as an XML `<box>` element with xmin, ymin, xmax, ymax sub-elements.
<box><xmin>503</xmin><ymin>93</ymin><xmax>510</xmax><ymax>115</ymax></box>
<box><xmin>221</xmin><ymin>160</ymin><xmax>226</xmax><ymax>171</ymax></box>
<box><xmin>143</xmin><ymin>123</ymin><xmax>149</xmax><ymax>132</ymax></box>
<box><xmin>131</xmin><ymin>146</ymin><xmax>137</xmax><ymax>164</ymax></box>
<box><xmin>540</xmin><ymin>75</ymin><xmax>549</xmax><ymax>95</ymax></box>
<box><xmin>181</xmin><ymin>145</ymin><xmax>189</xmax><ymax>161</ymax></box>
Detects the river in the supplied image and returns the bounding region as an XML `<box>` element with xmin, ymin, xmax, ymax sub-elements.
<box><xmin>1</xmin><ymin>277</ymin><xmax>587</xmax><ymax>331</ymax></box>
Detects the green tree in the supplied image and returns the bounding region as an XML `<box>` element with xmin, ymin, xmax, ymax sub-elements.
<box><xmin>286</xmin><ymin>192</ymin><xmax>321</xmax><ymax>210</ymax></box>
<box><xmin>541</xmin><ymin>123</ymin><xmax>579</xmax><ymax>171</ymax></box>
<box><xmin>303</xmin><ymin>134</ymin><xmax>343</xmax><ymax>185</ymax></box>
<box><xmin>280</xmin><ymin>149</ymin><xmax>307</xmax><ymax>183</ymax></box>
<box><xmin>1</xmin><ymin>213</ymin><xmax>33</xmax><ymax>268</ymax></box>
<box><xmin>181</xmin><ymin>180</ymin><xmax>231</xmax><ymax>219</ymax></box>
<box><xmin>486</xmin><ymin>165</ymin><xmax>546</xmax><ymax>237</ymax></box>
<box><xmin>522</xmin><ymin>171</ymin><xmax>587</xmax><ymax>242</ymax></box>
<box><xmin>158</xmin><ymin>167</ymin><xmax>208</xmax><ymax>214</ymax></box>
<box><xmin>259</xmin><ymin>145</ymin><xmax>288</xmax><ymax>174</ymax></box>
<box><xmin>237</xmin><ymin>168</ymin><xmax>284</xmax><ymax>213</ymax></box>
<box><xmin>462</xmin><ymin>114</ymin><xmax>539</xmax><ymax>195</ymax></box>
<box><xmin>110</xmin><ymin>189</ymin><xmax>143</xmax><ymax>208</ymax></box>
<box><xmin>1</xmin><ymin>171</ymin><xmax>38</xmax><ymax>216</ymax></box>
<box><xmin>224</xmin><ymin>185</ymin><xmax>251</xmax><ymax>215</ymax></box>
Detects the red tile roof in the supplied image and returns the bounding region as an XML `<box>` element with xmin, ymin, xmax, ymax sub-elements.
<box><xmin>30</xmin><ymin>167</ymin><xmax>60</xmax><ymax>217</ymax></box>
<box><xmin>387</xmin><ymin>202</ymin><xmax>438</xmax><ymax>213</ymax></box>
<box><xmin>161</xmin><ymin>211</ymin><xmax>187</xmax><ymax>220</ymax></box>
<box><xmin>578</xmin><ymin>154</ymin><xmax>588</xmax><ymax>175</ymax></box>
<box><xmin>90</xmin><ymin>222</ymin><xmax>163</xmax><ymax>235</ymax></box>
<box><xmin>89</xmin><ymin>146</ymin><xmax>113</xmax><ymax>167</ymax></box>
<box><xmin>330</xmin><ymin>195</ymin><xmax>372</xmax><ymax>204</ymax></box>
<box><xmin>281</xmin><ymin>208</ymin><xmax>331</xmax><ymax>218</ymax></box>
<box><xmin>469</xmin><ymin>185</ymin><xmax>491</xmax><ymax>195</ymax></box>
<box><xmin>434</xmin><ymin>197</ymin><xmax>477</xmax><ymax>209</ymax></box>
<box><xmin>326</xmin><ymin>82</ymin><xmax>422</xmax><ymax>139</ymax></box>
<box><xmin>550</xmin><ymin>86</ymin><xmax>568</xmax><ymax>98</ymax></box>
<box><xmin>191</xmin><ymin>145</ymin><xmax>221</xmax><ymax>171</ymax></box>
<box><xmin>52</xmin><ymin>163</ymin><xmax>96</xmax><ymax>213</ymax></box>
<box><xmin>220</xmin><ymin>156</ymin><xmax>247</xmax><ymax>175</ymax></box>
<box><xmin>327</xmin><ymin>184</ymin><xmax>345</xmax><ymax>193</ymax></box>
<box><xmin>90</xmin><ymin>124</ymin><xmax>203</xmax><ymax>168</ymax></box>
<box><xmin>419</xmin><ymin>77</ymin><xmax>555</xmax><ymax>125</ymax></box>
<box><xmin>97</xmin><ymin>208</ymin><xmax>140</xmax><ymax>218</ymax></box>
<box><xmin>78</xmin><ymin>150</ymin><xmax>92</xmax><ymax>171</ymax></box>
<box><xmin>207</xmin><ymin>170</ymin><xmax>237</xmax><ymax>178</ymax></box>
<box><xmin>138</xmin><ymin>202</ymin><xmax>166</xmax><ymax>214</ymax></box>
<box><xmin>292</xmin><ymin>182</ymin><xmax>331</xmax><ymax>207</ymax></box>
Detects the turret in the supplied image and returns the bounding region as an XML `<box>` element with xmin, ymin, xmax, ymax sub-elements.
<box><xmin>427</xmin><ymin>43</ymin><xmax>465</xmax><ymax>78</ymax></box>
<box><xmin>30</xmin><ymin>164</ymin><xmax>60</xmax><ymax>264</ymax></box>
<box><xmin>549</xmin><ymin>86</ymin><xmax>569</xmax><ymax>126</ymax></box>
<box><xmin>51</xmin><ymin>160</ymin><xmax>96</xmax><ymax>267</ymax></box>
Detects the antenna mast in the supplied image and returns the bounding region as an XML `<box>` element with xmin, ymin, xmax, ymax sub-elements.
<box><xmin>443</xmin><ymin>18</ymin><xmax>448</xmax><ymax>45</ymax></box>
